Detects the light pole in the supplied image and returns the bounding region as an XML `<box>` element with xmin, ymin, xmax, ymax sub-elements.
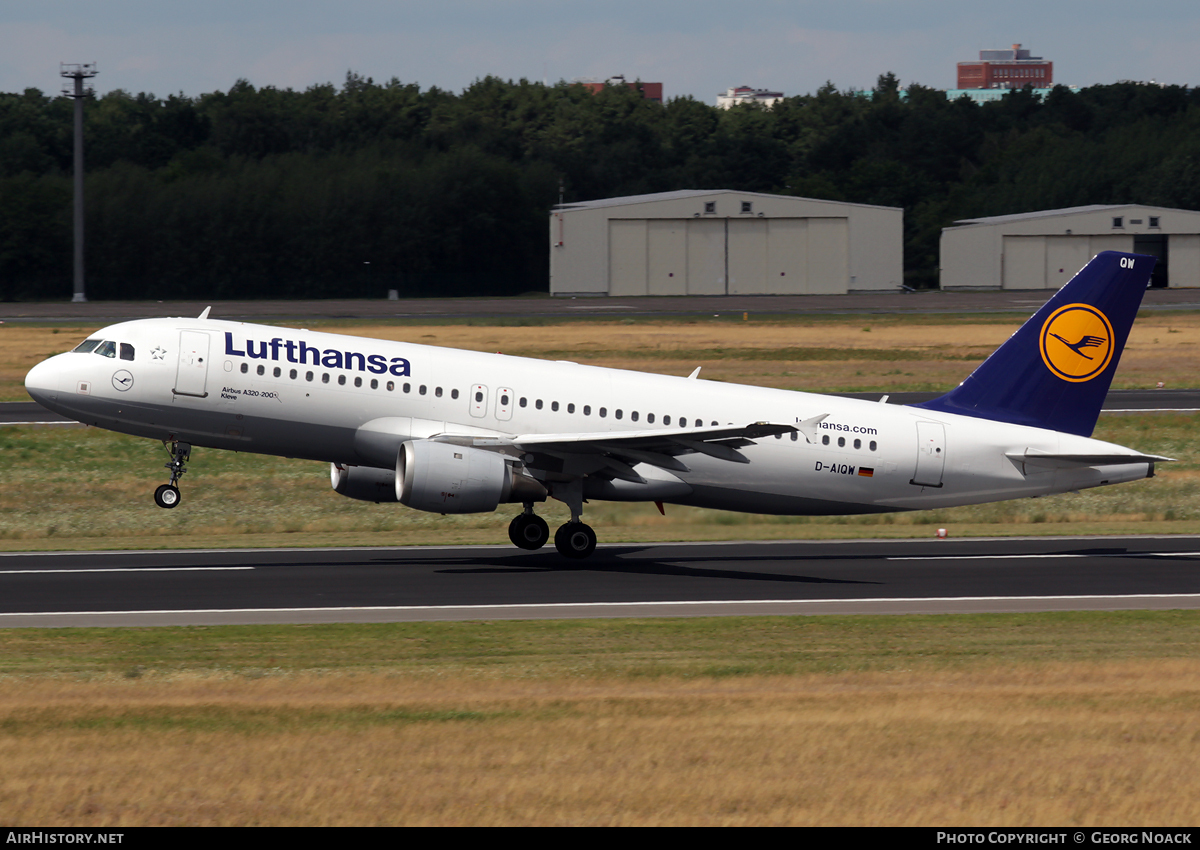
<box><xmin>61</xmin><ymin>62</ymin><xmax>97</xmax><ymax>303</ymax></box>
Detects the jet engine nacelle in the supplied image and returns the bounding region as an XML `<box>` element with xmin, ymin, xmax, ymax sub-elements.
<box><xmin>330</xmin><ymin>463</ymin><xmax>399</xmax><ymax>503</ymax></box>
<box><xmin>397</xmin><ymin>440</ymin><xmax>546</xmax><ymax>514</ymax></box>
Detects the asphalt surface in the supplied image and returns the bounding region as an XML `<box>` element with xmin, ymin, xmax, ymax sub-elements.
<box><xmin>3</xmin><ymin>287</ymin><xmax>1200</xmax><ymax>323</ymax></box>
<box><xmin>3</xmin><ymin>536</ymin><xmax>1200</xmax><ymax>627</ymax></box>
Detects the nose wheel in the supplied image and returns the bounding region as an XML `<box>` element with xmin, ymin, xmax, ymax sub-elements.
<box><xmin>154</xmin><ymin>484</ymin><xmax>181</xmax><ymax>509</ymax></box>
<box><xmin>154</xmin><ymin>440</ymin><xmax>191</xmax><ymax>509</ymax></box>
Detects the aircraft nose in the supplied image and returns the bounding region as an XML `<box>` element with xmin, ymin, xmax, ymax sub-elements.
<box><xmin>25</xmin><ymin>356</ymin><xmax>64</xmax><ymax>408</ymax></box>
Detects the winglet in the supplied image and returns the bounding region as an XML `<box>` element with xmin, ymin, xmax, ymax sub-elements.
<box><xmin>198</xmin><ymin>306</ymin><xmax>212</xmax><ymax>320</ymax></box>
<box><xmin>912</xmin><ymin>251</ymin><xmax>1154</xmax><ymax>437</ymax></box>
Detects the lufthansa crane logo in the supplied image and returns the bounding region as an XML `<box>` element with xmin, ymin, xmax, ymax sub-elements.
<box><xmin>1039</xmin><ymin>304</ymin><xmax>1115</xmax><ymax>382</ymax></box>
<box><xmin>112</xmin><ymin>370</ymin><xmax>134</xmax><ymax>392</ymax></box>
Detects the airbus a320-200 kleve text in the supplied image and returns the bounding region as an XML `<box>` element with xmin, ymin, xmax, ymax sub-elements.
<box><xmin>24</xmin><ymin>251</ymin><xmax>1170</xmax><ymax>558</ymax></box>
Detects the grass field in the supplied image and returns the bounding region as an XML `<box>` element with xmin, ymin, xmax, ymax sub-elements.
<box><xmin>4</xmin><ymin>309</ymin><xmax>1200</xmax><ymax>401</ymax></box>
<box><xmin>2</xmin><ymin>411</ymin><xmax>1199</xmax><ymax>550</ymax></box>
<box><xmin>4</xmin><ymin>309</ymin><xmax>1200</xmax><ymax>825</ymax></box>
<box><xmin>1</xmin><ymin>614</ymin><xmax>1199</xmax><ymax>825</ymax></box>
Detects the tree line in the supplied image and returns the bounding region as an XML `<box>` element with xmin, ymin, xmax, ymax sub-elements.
<box><xmin>3</xmin><ymin>72</ymin><xmax>1200</xmax><ymax>300</ymax></box>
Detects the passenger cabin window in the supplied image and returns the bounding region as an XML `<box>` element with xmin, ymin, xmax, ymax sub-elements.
<box><xmin>119</xmin><ymin>343</ymin><xmax>135</xmax><ymax>361</ymax></box>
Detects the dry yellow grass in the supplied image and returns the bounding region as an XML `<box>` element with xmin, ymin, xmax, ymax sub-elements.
<box><xmin>2</xmin><ymin>661</ymin><xmax>1198</xmax><ymax>825</ymax></box>
<box><xmin>5</xmin><ymin>312</ymin><xmax>1199</xmax><ymax>400</ymax></box>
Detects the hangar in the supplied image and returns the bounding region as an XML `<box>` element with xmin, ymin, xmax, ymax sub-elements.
<box><xmin>549</xmin><ymin>190</ymin><xmax>903</xmax><ymax>296</ymax></box>
<box><xmin>940</xmin><ymin>204</ymin><xmax>1200</xmax><ymax>290</ymax></box>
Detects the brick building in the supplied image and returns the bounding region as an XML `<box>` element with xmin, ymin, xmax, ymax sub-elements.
<box><xmin>957</xmin><ymin>44</ymin><xmax>1052</xmax><ymax>89</ymax></box>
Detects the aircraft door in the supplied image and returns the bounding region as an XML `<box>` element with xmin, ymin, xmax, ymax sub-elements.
<box><xmin>911</xmin><ymin>421</ymin><xmax>946</xmax><ymax>488</ymax></box>
<box><xmin>470</xmin><ymin>384</ymin><xmax>488</xmax><ymax>418</ymax></box>
<box><xmin>174</xmin><ymin>330</ymin><xmax>211</xmax><ymax>398</ymax></box>
<box><xmin>495</xmin><ymin>387</ymin><xmax>513</xmax><ymax>421</ymax></box>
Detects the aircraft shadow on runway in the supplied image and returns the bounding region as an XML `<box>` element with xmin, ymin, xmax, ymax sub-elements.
<box><xmin>378</xmin><ymin>546</ymin><xmax>883</xmax><ymax>586</ymax></box>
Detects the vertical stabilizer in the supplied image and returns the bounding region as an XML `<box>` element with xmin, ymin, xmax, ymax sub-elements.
<box><xmin>912</xmin><ymin>251</ymin><xmax>1154</xmax><ymax>436</ymax></box>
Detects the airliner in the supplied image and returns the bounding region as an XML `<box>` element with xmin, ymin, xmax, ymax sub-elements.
<box><xmin>24</xmin><ymin>251</ymin><xmax>1169</xmax><ymax>558</ymax></box>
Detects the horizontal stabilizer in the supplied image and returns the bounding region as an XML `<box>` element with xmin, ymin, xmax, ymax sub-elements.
<box><xmin>1006</xmin><ymin>448</ymin><xmax>1173</xmax><ymax>470</ymax></box>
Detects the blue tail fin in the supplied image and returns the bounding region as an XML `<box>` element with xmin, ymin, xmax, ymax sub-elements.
<box><xmin>912</xmin><ymin>251</ymin><xmax>1155</xmax><ymax>437</ymax></box>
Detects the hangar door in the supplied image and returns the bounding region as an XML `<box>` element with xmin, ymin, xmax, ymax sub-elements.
<box><xmin>608</xmin><ymin>217</ymin><xmax>849</xmax><ymax>295</ymax></box>
<box><xmin>1003</xmin><ymin>235</ymin><xmax>1134</xmax><ymax>289</ymax></box>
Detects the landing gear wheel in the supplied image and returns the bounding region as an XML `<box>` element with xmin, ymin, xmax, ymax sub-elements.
<box><xmin>509</xmin><ymin>514</ymin><xmax>550</xmax><ymax>550</ymax></box>
<box><xmin>154</xmin><ymin>484</ymin><xmax>181</xmax><ymax>509</ymax></box>
<box><xmin>554</xmin><ymin>521</ymin><xmax>597</xmax><ymax>559</ymax></box>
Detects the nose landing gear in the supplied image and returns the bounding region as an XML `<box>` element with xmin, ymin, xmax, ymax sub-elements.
<box><xmin>154</xmin><ymin>441</ymin><xmax>191</xmax><ymax>509</ymax></box>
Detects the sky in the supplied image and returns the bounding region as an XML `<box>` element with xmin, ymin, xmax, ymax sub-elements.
<box><xmin>2</xmin><ymin>1</ymin><xmax>1197</xmax><ymax>103</ymax></box>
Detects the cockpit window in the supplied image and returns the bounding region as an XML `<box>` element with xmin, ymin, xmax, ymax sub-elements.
<box><xmin>73</xmin><ymin>339</ymin><xmax>101</xmax><ymax>353</ymax></box>
<box><xmin>120</xmin><ymin>343</ymin><xmax>135</xmax><ymax>361</ymax></box>
<box><xmin>94</xmin><ymin>341</ymin><xmax>117</xmax><ymax>358</ymax></box>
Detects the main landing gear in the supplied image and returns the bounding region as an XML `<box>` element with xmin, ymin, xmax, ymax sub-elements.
<box><xmin>154</xmin><ymin>440</ymin><xmax>191</xmax><ymax>509</ymax></box>
<box><xmin>507</xmin><ymin>482</ymin><xmax>598</xmax><ymax>559</ymax></box>
<box><xmin>508</xmin><ymin>509</ymin><xmax>549</xmax><ymax>550</ymax></box>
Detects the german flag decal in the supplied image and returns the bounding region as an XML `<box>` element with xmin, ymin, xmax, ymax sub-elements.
<box><xmin>858</xmin><ymin>467</ymin><xmax>874</xmax><ymax>477</ymax></box>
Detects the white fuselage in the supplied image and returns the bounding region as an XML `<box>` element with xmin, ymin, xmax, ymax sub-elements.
<box><xmin>24</xmin><ymin>317</ymin><xmax>1153</xmax><ymax>516</ymax></box>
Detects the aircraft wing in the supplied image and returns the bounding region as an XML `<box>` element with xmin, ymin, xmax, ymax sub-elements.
<box><xmin>431</xmin><ymin>421</ymin><xmax>804</xmax><ymax>481</ymax></box>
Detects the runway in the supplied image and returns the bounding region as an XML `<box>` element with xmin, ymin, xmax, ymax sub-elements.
<box><xmin>4</xmin><ymin>536</ymin><xmax>1200</xmax><ymax>627</ymax></box>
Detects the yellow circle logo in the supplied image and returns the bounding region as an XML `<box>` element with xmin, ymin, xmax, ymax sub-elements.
<box><xmin>1039</xmin><ymin>304</ymin><xmax>1115</xmax><ymax>382</ymax></box>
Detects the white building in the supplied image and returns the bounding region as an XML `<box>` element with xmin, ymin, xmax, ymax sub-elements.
<box><xmin>717</xmin><ymin>86</ymin><xmax>785</xmax><ymax>109</ymax></box>
<box><xmin>940</xmin><ymin>205</ymin><xmax>1198</xmax><ymax>289</ymax></box>
<box><xmin>550</xmin><ymin>190</ymin><xmax>903</xmax><ymax>297</ymax></box>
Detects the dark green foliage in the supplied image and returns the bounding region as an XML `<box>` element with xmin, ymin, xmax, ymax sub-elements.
<box><xmin>4</xmin><ymin>76</ymin><xmax>1200</xmax><ymax>299</ymax></box>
